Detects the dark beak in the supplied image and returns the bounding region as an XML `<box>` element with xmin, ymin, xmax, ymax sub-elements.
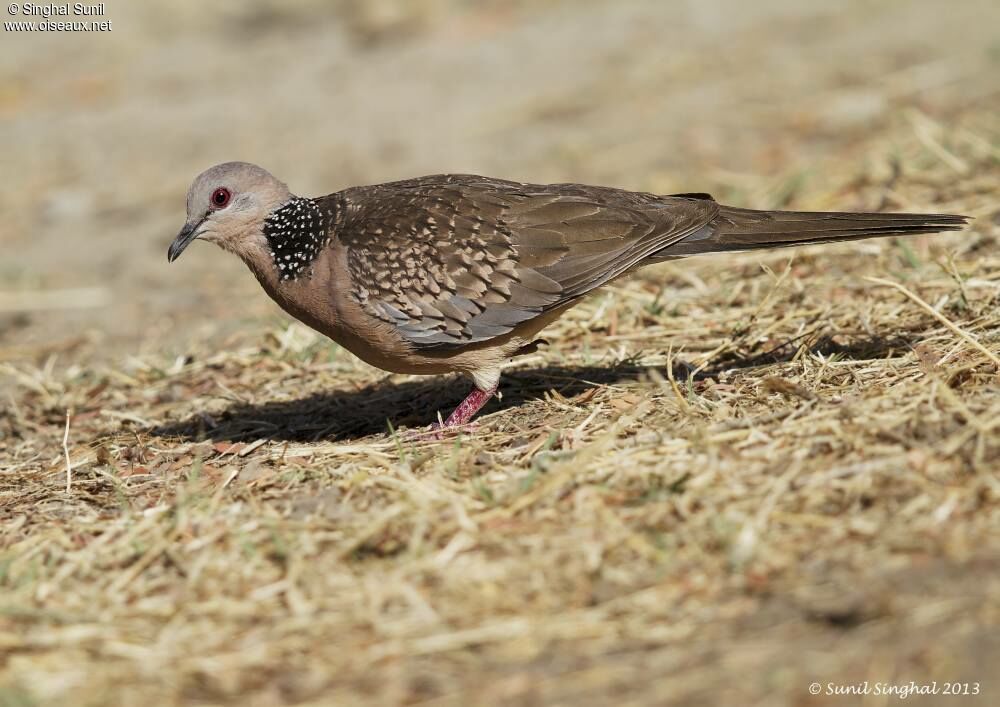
<box><xmin>167</xmin><ymin>220</ymin><xmax>202</xmax><ymax>263</ymax></box>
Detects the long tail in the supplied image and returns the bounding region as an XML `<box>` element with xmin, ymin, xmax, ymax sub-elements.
<box><xmin>657</xmin><ymin>204</ymin><xmax>969</xmax><ymax>258</ymax></box>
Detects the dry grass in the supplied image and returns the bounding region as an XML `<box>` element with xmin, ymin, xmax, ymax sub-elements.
<box><xmin>2</xmin><ymin>108</ymin><xmax>999</xmax><ymax>706</ymax></box>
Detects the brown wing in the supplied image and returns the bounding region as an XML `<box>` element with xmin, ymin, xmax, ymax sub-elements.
<box><xmin>331</xmin><ymin>175</ymin><xmax>718</xmax><ymax>351</ymax></box>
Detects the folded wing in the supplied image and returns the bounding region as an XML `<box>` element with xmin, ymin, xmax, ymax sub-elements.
<box><xmin>332</xmin><ymin>175</ymin><xmax>719</xmax><ymax>351</ymax></box>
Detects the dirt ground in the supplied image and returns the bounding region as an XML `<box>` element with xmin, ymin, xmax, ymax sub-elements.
<box><xmin>2</xmin><ymin>1</ymin><xmax>1000</xmax><ymax>705</ymax></box>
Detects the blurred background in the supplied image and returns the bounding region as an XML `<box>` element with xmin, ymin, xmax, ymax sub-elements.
<box><xmin>2</xmin><ymin>0</ymin><xmax>998</xmax><ymax>362</ymax></box>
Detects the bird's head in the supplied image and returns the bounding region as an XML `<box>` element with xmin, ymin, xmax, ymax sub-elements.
<box><xmin>168</xmin><ymin>162</ymin><xmax>292</xmax><ymax>263</ymax></box>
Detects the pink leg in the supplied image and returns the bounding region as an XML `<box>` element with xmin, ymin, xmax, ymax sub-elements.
<box><xmin>436</xmin><ymin>385</ymin><xmax>497</xmax><ymax>429</ymax></box>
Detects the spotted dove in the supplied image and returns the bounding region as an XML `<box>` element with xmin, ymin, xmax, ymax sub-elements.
<box><xmin>168</xmin><ymin>162</ymin><xmax>967</xmax><ymax>429</ymax></box>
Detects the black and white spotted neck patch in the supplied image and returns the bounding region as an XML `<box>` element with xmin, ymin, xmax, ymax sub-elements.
<box><xmin>263</xmin><ymin>197</ymin><xmax>332</xmax><ymax>281</ymax></box>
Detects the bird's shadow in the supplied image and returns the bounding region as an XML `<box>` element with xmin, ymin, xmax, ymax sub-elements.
<box><xmin>152</xmin><ymin>332</ymin><xmax>913</xmax><ymax>444</ymax></box>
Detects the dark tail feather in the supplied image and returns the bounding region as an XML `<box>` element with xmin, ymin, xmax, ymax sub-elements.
<box><xmin>658</xmin><ymin>206</ymin><xmax>969</xmax><ymax>258</ymax></box>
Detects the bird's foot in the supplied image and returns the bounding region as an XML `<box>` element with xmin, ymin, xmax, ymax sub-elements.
<box><xmin>440</xmin><ymin>386</ymin><xmax>497</xmax><ymax>427</ymax></box>
<box><xmin>408</xmin><ymin>385</ymin><xmax>497</xmax><ymax>441</ymax></box>
<box><xmin>423</xmin><ymin>420</ymin><xmax>481</xmax><ymax>441</ymax></box>
<box><xmin>405</xmin><ymin>419</ymin><xmax>480</xmax><ymax>442</ymax></box>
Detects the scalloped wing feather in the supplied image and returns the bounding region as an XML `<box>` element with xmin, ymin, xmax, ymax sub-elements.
<box><xmin>331</xmin><ymin>176</ymin><xmax>719</xmax><ymax>351</ymax></box>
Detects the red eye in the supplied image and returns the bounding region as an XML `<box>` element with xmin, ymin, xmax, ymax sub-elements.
<box><xmin>211</xmin><ymin>187</ymin><xmax>231</xmax><ymax>208</ymax></box>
